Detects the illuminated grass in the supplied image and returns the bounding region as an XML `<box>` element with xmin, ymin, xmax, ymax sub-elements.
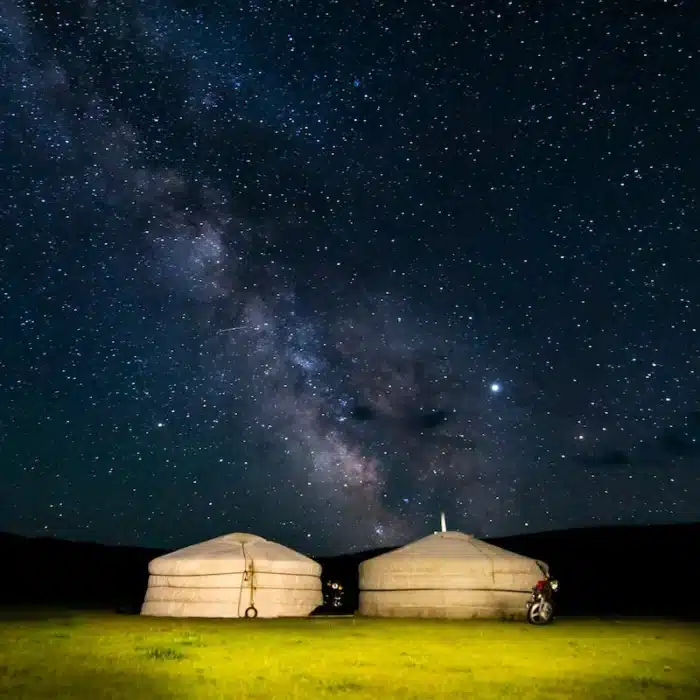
<box><xmin>0</xmin><ymin>610</ymin><xmax>698</xmax><ymax>699</ymax></box>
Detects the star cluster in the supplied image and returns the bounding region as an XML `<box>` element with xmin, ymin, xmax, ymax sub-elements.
<box><xmin>0</xmin><ymin>0</ymin><xmax>698</xmax><ymax>554</ymax></box>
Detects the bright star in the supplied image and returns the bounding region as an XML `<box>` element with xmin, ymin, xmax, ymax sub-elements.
<box><xmin>489</xmin><ymin>383</ymin><xmax>502</xmax><ymax>393</ymax></box>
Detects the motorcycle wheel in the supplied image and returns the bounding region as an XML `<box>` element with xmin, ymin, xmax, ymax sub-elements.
<box><xmin>527</xmin><ymin>601</ymin><xmax>554</xmax><ymax>625</ymax></box>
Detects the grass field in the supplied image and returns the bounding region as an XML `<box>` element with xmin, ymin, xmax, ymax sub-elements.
<box><xmin>0</xmin><ymin>610</ymin><xmax>698</xmax><ymax>699</ymax></box>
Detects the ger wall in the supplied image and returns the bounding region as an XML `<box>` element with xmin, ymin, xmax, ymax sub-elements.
<box><xmin>141</xmin><ymin>581</ymin><xmax>321</xmax><ymax>618</ymax></box>
<box><xmin>147</xmin><ymin>572</ymin><xmax>320</xmax><ymax>589</ymax></box>
<box><xmin>141</xmin><ymin>569</ymin><xmax>322</xmax><ymax>618</ymax></box>
<box><xmin>359</xmin><ymin>588</ymin><xmax>530</xmax><ymax>620</ymax></box>
<box><xmin>360</xmin><ymin>566</ymin><xmax>541</xmax><ymax>591</ymax></box>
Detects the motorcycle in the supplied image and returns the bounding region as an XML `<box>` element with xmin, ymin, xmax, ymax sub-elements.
<box><xmin>526</xmin><ymin>576</ymin><xmax>559</xmax><ymax>625</ymax></box>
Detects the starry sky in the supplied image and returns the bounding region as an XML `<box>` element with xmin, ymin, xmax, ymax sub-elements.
<box><xmin>1</xmin><ymin>0</ymin><xmax>698</xmax><ymax>555</ymax></box>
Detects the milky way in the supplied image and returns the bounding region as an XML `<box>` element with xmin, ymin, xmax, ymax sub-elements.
<box><xmin>1</xmin><ymin>0</ymin><xmax>698</xmax><ymax>554</ymax></box>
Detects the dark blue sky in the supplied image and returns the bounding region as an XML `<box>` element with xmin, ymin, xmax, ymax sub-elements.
<box><xmin>1</xmin><ymin>0</ymin><xmax>698</xmax><ymax>555</ymax></box>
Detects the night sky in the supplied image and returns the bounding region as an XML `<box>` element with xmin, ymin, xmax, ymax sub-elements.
<box><xmin>1</xmin><ymin>0</ymin><xmax>698</xmax><ymax>556</ymax></box>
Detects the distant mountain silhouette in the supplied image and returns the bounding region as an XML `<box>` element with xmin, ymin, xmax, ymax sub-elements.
<box><xmin>1</xmin><ymin>523</ymin><xmax>698</xmax><ymax>619</ymax></box>
<box><xmin>0</xmin><ymin>533</ymin><xmax>166</xmax><ymax>613</ymax></box>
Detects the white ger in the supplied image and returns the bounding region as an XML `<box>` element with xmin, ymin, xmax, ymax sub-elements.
<box><xmin>359</xmin><ymin>513</ymin><xmax>549</xmax><ymax>620</ymax></box>
<box><xmin>141</xmin><ymin>532</ymin><xmax>322</xmax><ymax>618</ymax></box>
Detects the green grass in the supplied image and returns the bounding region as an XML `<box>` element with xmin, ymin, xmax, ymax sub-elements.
<box><xmin>0</xmin><ymin>610</ymin><xmax>698</xmax><ymax>699</ymax></box>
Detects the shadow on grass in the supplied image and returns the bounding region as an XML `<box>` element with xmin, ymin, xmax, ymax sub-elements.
<box><xmin>477</xmin><ymin>673</ymin><xmax>700</xmax><ymax>700</ymax></box>
<box><xmin>0</xmin><ymin>662</ymin><xmax>177</xmax><ymax>700</ymax></box>
<box><xmin>0</xmin><ymin>606</ymin><xmax>80</xmax><ymax>623</ymax></box>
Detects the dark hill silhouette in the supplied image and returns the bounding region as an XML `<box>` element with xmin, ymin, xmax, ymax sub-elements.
<box><xmin>317</xmin><ymin>522</ymin><xmax>700</xmax><ymax>618</ymax></box>
<box><xmin>0</xmin><ymin>532</ymin><xmax>166</xmax><ymax>613</ymax></box>
<box><xmin>1</xmin><ymin>523</ymin><xmax>698</xmax><ymax>619</ymax></box>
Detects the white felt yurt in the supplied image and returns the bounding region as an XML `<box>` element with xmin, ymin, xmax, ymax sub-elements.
<box><xmin>359</xmin><ymin>530</ymin><xmax>548</xmax><ymax>619</ymax></box>
<box><xmin>141</xmin><ymin>532</ymin><xmax>322</xmax><ymax>618</ymax></box>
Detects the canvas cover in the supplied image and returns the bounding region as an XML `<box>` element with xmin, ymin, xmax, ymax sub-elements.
<box><xmin>141</xmin><ymin>532</ymin><xmax>322</xmax><ymax>618</ymax></box>
<box><xmin>147</xmin><ymin>532</ymin><xmax>322</xmax><ymax>577</ymax></box>
<box><xmin>359</xmin><ymin>531</ymin><xmax>547</xmax><ymax>619</ymax></box>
